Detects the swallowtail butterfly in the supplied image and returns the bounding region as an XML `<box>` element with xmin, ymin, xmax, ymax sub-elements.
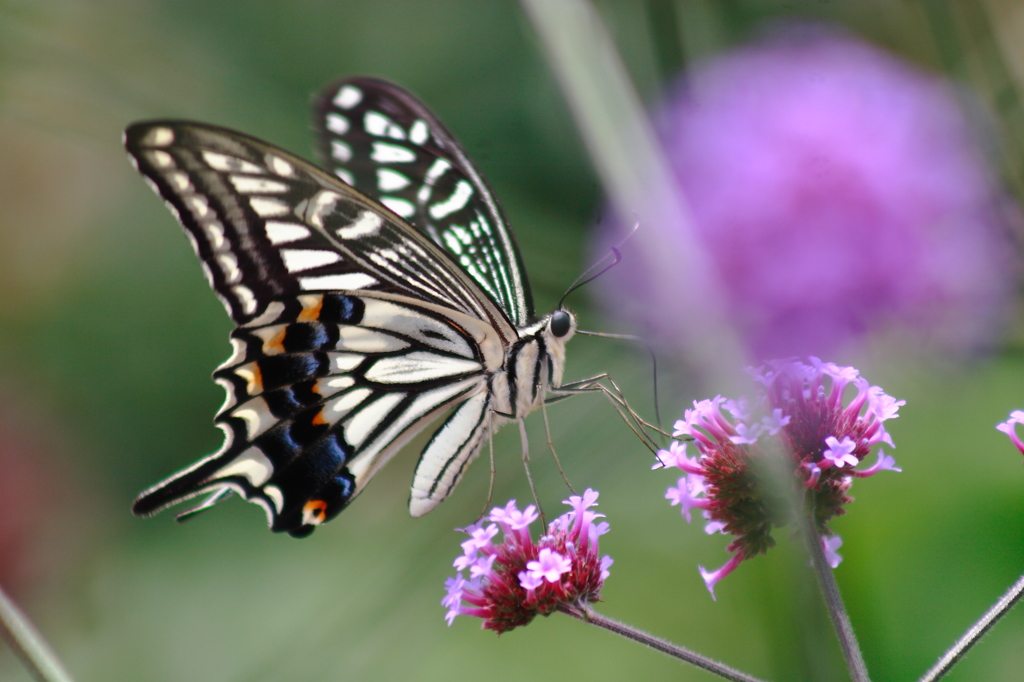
<box><xmin>127</xmin><ymin>77</ymin><xmax>577</xmax><ymax>537</ymax></box>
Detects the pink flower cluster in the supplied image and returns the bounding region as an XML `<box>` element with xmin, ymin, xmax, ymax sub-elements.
<box><xmin>655</xmin><ymin>358</ymin><xmax>903</xmax><ymax>598</ymax></box>
<box><xmin>442</xmin><ymin>490</ymin><xmax>613</xmax><ymax>633</ymax></box>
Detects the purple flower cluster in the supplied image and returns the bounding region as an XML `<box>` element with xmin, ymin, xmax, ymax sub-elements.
<box><xmin>655</xmin><ymin>358</ymin><xmax>903</xmax><ymax>598</ymax></box>
<box><xmin>442</xmin><ymin>490</ymin><xmax>613</xmax><ymax>633</ymax></box>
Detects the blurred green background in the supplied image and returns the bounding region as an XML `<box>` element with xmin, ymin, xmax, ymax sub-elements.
<box><xmin>1</xmin><ymin>1</ymin><xmax>1024</xmax><ymax>680</ymax></box>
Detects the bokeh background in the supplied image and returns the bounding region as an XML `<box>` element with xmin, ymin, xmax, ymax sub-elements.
<box><xmin>2</xmin><ymin>1</ymin><xmax>1024</xmax><ymax>680</ymax></box>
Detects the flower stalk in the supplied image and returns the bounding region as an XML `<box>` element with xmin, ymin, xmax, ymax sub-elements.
<box><xmin>557</xmin><ymin>603</ymin><xmax>770</xmax><ymax>682</ymax></box>
<box><xmin>917</xmin><ymin>572</ymin><xmax>1024</xmax><ymax>682</ymax></box>
<box><xmin>799</xmin><ymin>514</ymin><xmax>869</xmax><ymax>682</ymax></box>
<box><xmin>914</xmin><ymin>413</ymin><xmax>1024</xmax><ymax>679</ymax></box>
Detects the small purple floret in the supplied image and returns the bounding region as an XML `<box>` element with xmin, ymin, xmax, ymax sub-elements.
<box><xmin>700</xmin><ymin>554</ymin><xmax>743</xmax><ymax>601</ymax></box>
<box><xmin>997</xmin><ymin>410</ymin><xmax>1024</xmax><ymax>457</ymax></box>
<box><xmin>822</xmin><ymin>535</ymin><xmax>844</xmax><ymax>569</ymax></box>
<box><xmin>822</xmin><ymin>436</ymin><xmax>859</xmax><ymax>468</ymax></box>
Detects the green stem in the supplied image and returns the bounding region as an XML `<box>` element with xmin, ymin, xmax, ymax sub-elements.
<box><xmin>519</xmin><ymin>0</ymin><xmax>746</xmax><ymax>394</ymax></box>
<box><xmin>557</xmin><ymin>603</ymin><xmax>770</xmax><ymax>682</ymax></box>
<box><xmin>799</xmin><ymin>516</ymin><xmax>870</xmax><ymax>682</ymax></box>
<box><xmin>0</xmin><ymin>583</ymin><xmax>75</xmax><ymax>682</ymax></box>
<box><xmin>917</xmin><ymin>572</ymin><xmax>1024</xmax><ymax>682</ymax></box>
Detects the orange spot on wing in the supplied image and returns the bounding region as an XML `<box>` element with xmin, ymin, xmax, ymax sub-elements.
<box><xmin>298</xmin><ymin>295</ymin><xmax>324</xmax><ymax>322</ymax></box>
<box><xmin>303</xmin><ymin>499</ymin><xmax>328</xmax><ymax>524</ymax></box>
<box><xmin>264</xmin><ymin>328</ymin><xmax>286</xmax><ymax>355</ymax></box>
<box><xmin>236</xmin><ymin>363</ymin><xmax>263</xmax><ymax>395</ymax></box>
<box><xmin>312</xmin><ymin>409</ymin><xmax>327</xmax><ymax>425</ymax></box>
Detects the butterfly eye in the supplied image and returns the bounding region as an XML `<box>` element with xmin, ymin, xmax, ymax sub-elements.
<box><xmin>550</xmin><ymin>310</ymin><xmax>571</xmax><ymax>338</ymax></box>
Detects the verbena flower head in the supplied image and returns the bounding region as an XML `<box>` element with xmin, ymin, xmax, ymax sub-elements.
<box><xmin>655</xmin><ymin>358</ymin><xmax>903</xmax><ymax>598</ymax></box>
<box><xmin>442</xmin><ymin>490</ymin><xmax>612</xmax><ymax>633</ymax></box>
<box><xmin>997</xmin><ymin>410</ymin><xmax>1024</xmax><ymax>457</ymax></box>
<box><xmin>595</xmin><ymin>27</ymin><xmax>1012</xmax><ymax>360</ymax></box>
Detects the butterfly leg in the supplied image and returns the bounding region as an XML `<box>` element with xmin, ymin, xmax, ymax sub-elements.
<box><xmin>540</xmin><ymin>398</ymin><xmax>576</xmax><ymax>495</ymax></box>
<box><xmin>477</xmin><ymin>429</ymin><xmax>498</xmax><ymax>523</ymax></box>
<box><xmin>550</xmin><ymin>374</ymin><xmax>668</xmax><ymax>453</ymax></box>
<box><xmin>518</xmin><ymin>418</ymin><xmax>546</xmax><ymax>528</ymax></box>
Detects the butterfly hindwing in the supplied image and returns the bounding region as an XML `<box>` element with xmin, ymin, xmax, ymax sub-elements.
<box><xmin>312</xmin><ymin>77</ymin><xmax>533</xmax><ymax>326</ymax></box>
<box><xmin>132</xmin><ymin>291</ymin><xmax>492</xmax><ymax>535</ymax></box>
<box><xmin>409</xmin><ymin>390</ymin><xmax>492</xmax><ymax>517</ymax></box>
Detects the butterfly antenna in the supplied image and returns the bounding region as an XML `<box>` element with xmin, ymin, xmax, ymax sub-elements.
<box><xmin>557</xmin><ymin>217</ymin><xmax>640</xmax><ymax>309</ymax></box>
<box><xmin>575</xmin><ymin>329</ymin><xmax>663</xmax><ymax>429</ymax></box>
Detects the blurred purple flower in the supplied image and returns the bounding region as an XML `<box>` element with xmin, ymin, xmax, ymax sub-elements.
<box><xmin>597</xmin><ymin>28</ymin><xmax>1014</xmax><ymax>360</ymax></box>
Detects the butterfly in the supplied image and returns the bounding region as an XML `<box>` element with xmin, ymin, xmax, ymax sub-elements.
<box><xmin>126</xmin><ymin>77</ymin><xmax>578</xmax><ymax>537</ymax></box>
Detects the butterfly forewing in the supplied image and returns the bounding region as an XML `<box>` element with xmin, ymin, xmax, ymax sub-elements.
<box><xmin>124</xmin><ymin>121</ymin><xmax>513</xmax><ymax>335</ymax></box>
<box><xmin>312</xmin><ymin>77</ymin><xmax>533</xmax><ymax>326</ymax></box>
<box><xmin>126</xmin><ymin>120</ymin><xmax>518</xmax><ymax>535</ymax></box>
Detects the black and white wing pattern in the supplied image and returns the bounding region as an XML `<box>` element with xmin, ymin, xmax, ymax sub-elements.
<box><xmin>126</xmin><ymin>120</ymin><xmax>521</xmax><ymax>537</ymax></box>
<box><xmin>312</xmin><ymin>77</ymin><xmax>533</xmax><ymax>327</ymax></box>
